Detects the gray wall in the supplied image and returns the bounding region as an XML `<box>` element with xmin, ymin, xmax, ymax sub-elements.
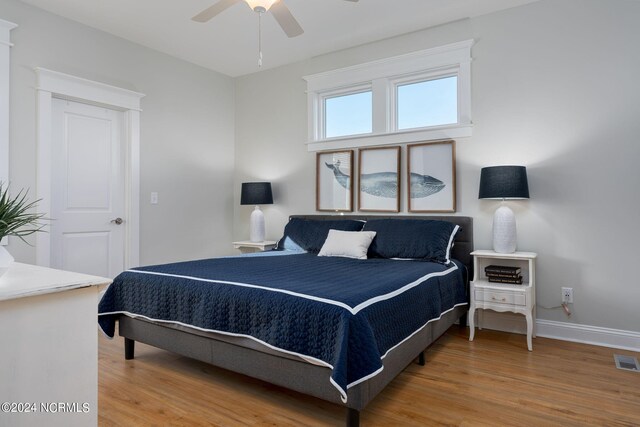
<box><xmin>234</xmin><ymin>0</ymin><xmax>640</xmax><ymax>331</ymax></box>
<box><xmin>2</xmin><ymin>0</ymin><xmax>235</xmax><ymax>265</ymax></box>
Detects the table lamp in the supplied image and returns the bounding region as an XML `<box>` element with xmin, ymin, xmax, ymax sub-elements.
<box><xmin>479</xmin><ymin>166</ymin><xmax>529</xmax><ymax>253</ymax></box>
<box><xmin>241</xmin><ymin>182</ymin><xmax>273</xmax><ymax>242</ymax></box>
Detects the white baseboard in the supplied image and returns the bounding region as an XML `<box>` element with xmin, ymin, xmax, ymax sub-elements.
<box><xmin>471</xmin><ymin>311</ymin><xmax>640</xmax><ymax>352</ymax></box>
<box><xmin>536</xmin><ymin>319</ymin><xmax>640</xmax><ymax>352</ymax></box>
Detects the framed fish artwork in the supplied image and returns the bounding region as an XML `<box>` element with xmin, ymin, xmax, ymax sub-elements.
<box><xmin>358</xmin><ymin>146</ymin><xmax>401</xmax><ymax>212</ymax></box>
<box><xmin>407</xmin><ymin>140</ymin><xmax>456</xmax><ymax>213</ymax></box>
<box><xmin>316</xmin><ymin>150</ymin><xmax>354</xmax><ymax>212</ymax></box>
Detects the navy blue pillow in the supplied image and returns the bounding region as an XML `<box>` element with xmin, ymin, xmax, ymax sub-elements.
<box><xmin>276</xmin><ymin>218</ymin><xmax>365</xmax><ymax>253</ymax></box>
<box><xmin>363</xmin><ymin>219</ymin><xmax>459</xmax><ymax>264</ymax></box>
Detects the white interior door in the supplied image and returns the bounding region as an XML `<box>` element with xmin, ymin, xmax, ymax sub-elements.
<box><xmin>51</xmin><ymin>98</ymin><xmax>125</xmax><ymax>278</ymax></box>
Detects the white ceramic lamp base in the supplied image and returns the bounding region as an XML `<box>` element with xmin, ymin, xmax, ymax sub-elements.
<box><xmin>249</xmin><ymin>206</ymin><xmax>265</xmax><ymax>243</ymax></box>
<box><xmin>492</xmin><ymin>205</ymin><xmax>517</xmax><ymax>253</ymax></box>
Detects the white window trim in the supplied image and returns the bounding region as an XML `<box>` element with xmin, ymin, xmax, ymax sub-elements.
<box><xmin>35</xmin><ymin>67</ymin><xmax>145</xmax><ymax>269</ymax></box>
<box><xmin>303</xmin><ymin>39</ymin><xmax>473</xmax><ymax>152</ymax></box>
<box><xmin>0</xmin><ymin>19</ymin><xmax>17</xmax><ymax>246</ymax></box>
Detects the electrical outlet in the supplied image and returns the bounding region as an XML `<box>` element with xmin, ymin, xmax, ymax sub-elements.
<box><xmin>150</xmin><ymin>192</ymin><xmax>158</xmax><ymax>205</ymax></box>
<box><xmin>562</xmin><ymin>287</ymin><xmax>573</xmax><ymax>304</ymax></box>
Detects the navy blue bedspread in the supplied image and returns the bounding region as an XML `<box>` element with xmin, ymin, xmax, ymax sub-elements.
<box><xmin>98</xmin><ymin>253</ymin><xmax>467</xmax><ymax>401</ymax></box>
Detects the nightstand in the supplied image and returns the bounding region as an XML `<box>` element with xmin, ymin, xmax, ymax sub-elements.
<box><xmin>233</xmin><ymin>240</ymin><xmax>277</xmax><ymax>253</ymax></box>
<box><xmin>469</xmin><ymin>250</ymin><xmax>537</xmax><ymax>351</ymax></box>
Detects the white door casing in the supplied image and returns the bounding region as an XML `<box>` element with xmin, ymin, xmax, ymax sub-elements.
<box><xmin>0</xmin><ymin>19</ymin><xmax>17</xmax><ymax>188</ymax></box>
<box><xmin>0</xmin><ymin>19</ymin><xmax>17</xmax><ymax>246</ymax></box>
<box><xmin>51</xmin><ymin>99</ymin><xmax>125</xmax><ymax>277</ymax></box>
<box><xmin>36</xmin><ymin>68</ymin><xmax>144</xmax><ymax>270</ymax></box>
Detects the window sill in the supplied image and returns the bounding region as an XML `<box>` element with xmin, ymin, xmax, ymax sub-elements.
<box><xmin>305</xmin><ymin>123</ymin><xmax>472</xmax><ymax>152</ymax></box>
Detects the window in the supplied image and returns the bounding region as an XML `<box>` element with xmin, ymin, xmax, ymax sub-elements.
<box><xmin>324</xmin><ymin>90</ymin><xmax>372</xmax><ymax>138</ymax></box>
<box><xmin>304</xmin><ymin>40</ymin><xmax>472</xmax><ymax>151</ymax></box>
<box><xmin>396</xmin><ymin>76</ymin><xmax>457</xmax><ymax>130</ymax></box>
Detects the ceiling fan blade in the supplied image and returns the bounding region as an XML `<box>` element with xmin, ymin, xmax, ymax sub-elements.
<box><xmin>270</xmin><ymin>2</ymin><xmax>304</xmax><ymax>38</ymax></box>
<box><xmin>192</xmin><ymin>0</ymin><xmax>242</xmax><ymax>23</ymax></box>
<box><xmin>343</xmin><ymin>0</ymin><xmax>359</xmax><ymax>2</ymax></box>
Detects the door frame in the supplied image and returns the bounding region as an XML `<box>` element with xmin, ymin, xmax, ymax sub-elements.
<box><xmin>35</xmin><ymin>68</ymin><xmax>145</xmax><ymax>270</ymax></box>
<box><xmin>0</xmin><ymin>19</ymin><xmax>17</xmax><ymax>246</ymax></box>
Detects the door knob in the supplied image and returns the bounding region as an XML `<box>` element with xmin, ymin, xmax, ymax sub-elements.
<box><xmin>110</xmin><ymin>217</ymin><xmax>124</xmax><ymax>225</ymax></box>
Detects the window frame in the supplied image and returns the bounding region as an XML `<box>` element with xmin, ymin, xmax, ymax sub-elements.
<box><xmin>320</xmin><ymin>84</ymin><xmax>373</xmax><ymax>140</ymax></box>
<box><xmin>391</xmin><ymin>67</ymin><xmax>459</xmax><ymax>132</ymax></box>
<box><xmin>304</xmin><ymin>40</ymin><xmax>473</xmax><ymax>152</ymax></box>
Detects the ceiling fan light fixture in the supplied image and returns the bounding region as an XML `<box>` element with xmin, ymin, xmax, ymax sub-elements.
<box><xmin>245</xmin><ymin>0</ymin><xmax>278</xmax><ymax>12</ymax></box>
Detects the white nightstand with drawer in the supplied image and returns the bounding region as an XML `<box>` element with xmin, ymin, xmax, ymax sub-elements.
<box><xmin>469</xmin><ymin>250</ymin><xmax>537</xmax><ymax>351</ymax></box>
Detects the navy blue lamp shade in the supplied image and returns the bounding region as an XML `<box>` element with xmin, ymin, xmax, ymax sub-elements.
<box><xmin>240</xmin><ymin>182</ymin><xmax>273</xmax><ymax>205</ymax></box>
<box><xmin>479</xmin><ymin>166</ymin><xmax>530</xmax><ymax>200</ymax></box>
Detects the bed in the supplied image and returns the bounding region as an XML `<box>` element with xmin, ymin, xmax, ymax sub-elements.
<box><xmin>98</xmin><ymin>215</ymin><xmax>473</xmax><ymax>426</ymax></box>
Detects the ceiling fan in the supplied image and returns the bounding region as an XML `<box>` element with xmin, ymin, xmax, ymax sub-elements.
<box><xmin>192</xmin><ymin>0</ymin><xmax>359</xmax><ymax>38</ymax></box>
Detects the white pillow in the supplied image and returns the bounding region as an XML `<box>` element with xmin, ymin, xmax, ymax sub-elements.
<box><xmin>318</xmin><ymin>229</ymin><xmax>377</xmax><ymax>260</ymax></box>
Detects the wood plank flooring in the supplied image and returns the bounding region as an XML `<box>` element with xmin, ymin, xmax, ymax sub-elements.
<box><xmin>99</xmin><ymin>327</ymin><xmax>640</xmax><ymax>426</ymax></box>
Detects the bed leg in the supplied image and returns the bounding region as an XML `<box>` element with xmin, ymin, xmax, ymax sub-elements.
<box><xmin>347</xmin><ymin>408</ymin><xmax>360</xmax><ymax>427</ymax></box>
<box><xmin>418</xmin><ymin>351</ymin><xmax>426</xmax><ymax>366</ymax></box>
<box><xmin>124</xmin><ymin>338</ymin><xmax>135</xmax><ymax>360</ymax></box>
<box><xmin>459</xmin><ymin>312</ymin><xmax>468</xmax><ymax>328</ymax></box>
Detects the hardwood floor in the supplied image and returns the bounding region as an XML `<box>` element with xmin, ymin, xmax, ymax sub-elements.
<box><xmin>99</xmin><ymin>327</ymin><xmax>640</xmax><ymax>426</ymax></box>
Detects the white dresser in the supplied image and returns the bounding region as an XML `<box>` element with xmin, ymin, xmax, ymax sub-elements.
<box><xmin>0</xmin><ymin>263</ymin><xmax>111</xmax><ymax>427</ymax></box>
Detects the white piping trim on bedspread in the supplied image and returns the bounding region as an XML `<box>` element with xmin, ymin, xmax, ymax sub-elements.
<box><xmin>123</xmin><ymin>263</ymin><xmax>458</xmax><ymax>315</ymax></box>
<box><xmin>122</xmin><ymin>271</ymin><xmax>355</xmax><ymax>312</ymax></box>
<box><xmin>351</xmin><ymin>264</ymin><xmax>457</xmax><ymax>313</ymax></box>
<box><xmin>345</xmin><ymin>302</ymin><xmax>468</xmax><ymax>390</ymax></box>
<box><xmin>100</xmin><ymin>310</ymin><xmax>334</xmax><ymax>369</ymax></box>
<box><xmin>445</xmin><ymin>225</ymin><xmax>460</xmax><ymax>264</ymax></box>
<box><xmin>381</xmin><ymin>302</ymin><xmax>467</xmax><ymax>361</ymax></box>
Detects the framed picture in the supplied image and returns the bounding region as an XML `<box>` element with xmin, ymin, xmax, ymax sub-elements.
<box><xmin>407</xmin><ymin>140</ymin><xmax>456</xmax><ymax>213</ymax></box>
<box><xmin>358</xmin><ymin>146</ymin><xmax>400</xmax><ymax>212</ymax></box>
<box><xmin>316</xmin><ymin>150</ymin><xmax>353</xmax><ymax>212</ymax></box>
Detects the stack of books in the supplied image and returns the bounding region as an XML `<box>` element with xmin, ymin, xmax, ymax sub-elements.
<box><xmin>485</xmin><ymin>265</ymin><xmax>523</xmax><ymax>284</ymax></box>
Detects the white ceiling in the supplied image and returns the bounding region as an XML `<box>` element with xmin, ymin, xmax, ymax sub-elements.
<box><xmin>20</xmin><ymin>0</ymin><xmax>538</xmax><ymax>77</ymax></box>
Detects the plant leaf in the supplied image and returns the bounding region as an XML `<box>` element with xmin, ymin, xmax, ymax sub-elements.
<box><xmin>0</xmin><ymin>182</ymin><xmax>47</xmax><ymax>244</ymax></box>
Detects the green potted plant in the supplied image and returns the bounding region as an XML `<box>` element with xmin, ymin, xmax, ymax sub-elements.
<box><xmin>0</xmin><ymin>182</ymin><xmax>46</xmax><ymax>277</ymax></box>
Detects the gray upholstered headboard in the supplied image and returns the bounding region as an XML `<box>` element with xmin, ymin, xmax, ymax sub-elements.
<box><xmin>289</xmin><ymin>215</ymin><xmax>474</xmax><ymax>276</ymax></box>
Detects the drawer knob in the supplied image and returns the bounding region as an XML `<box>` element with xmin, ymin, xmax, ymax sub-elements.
<box><xmin>491</xmin><ymin>296</ymin><xmax>507</xmax><ymax>302</ymax></box>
